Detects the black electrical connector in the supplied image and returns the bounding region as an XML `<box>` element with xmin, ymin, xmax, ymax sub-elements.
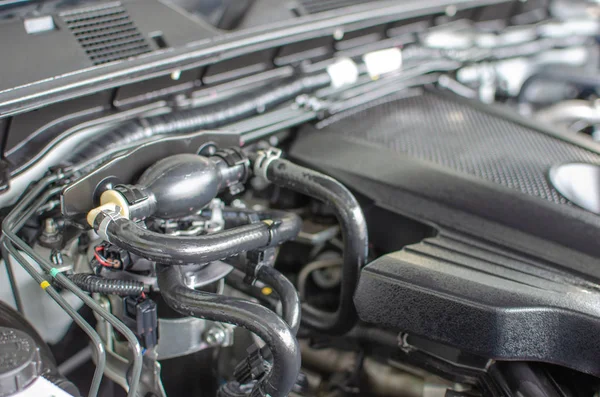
<box><xmin>104</xmin><ymin>244</ymin><xmax>132</xmax><ymax>269</ymax></box>
<box><xmin>124</xmin><ymin>297</ymin><xmax>158</xmax><ymax>349</ymax></box>
<box><xmin>233</xmin><ymin>344</ymin><xmax>271</xmax><ymax>385</ymax></box>
<box><xmin>93</xmin><ymin>243</ymin><xmax>132</xmax><ymax>270</ymax></box>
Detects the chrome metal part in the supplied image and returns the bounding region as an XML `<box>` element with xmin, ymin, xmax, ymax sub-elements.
<box><xmin>253</xmin><ymin>147</ymin><xmax>282</xmax><ymax>182</ymax></box>
<box><xmin>549</xmin><ymin>162</ymin><xmax>600</xmax><ymax>214</ymax></box>
<box><xmin>155</xmin><ymin>317</ymin><xmax>234</xmax><ymax>360</ymax></box>
<box><xmin>203</xmin><ymin>327</ymin><xmax>227</xmax><ymax>346</ymax></box>
<box><xmin>181</xmin><ymin>261</ymin><xmax>234</xmax><ymax>289</ymax></box>
<box><xmin>139</xmin><ymin>352</ymin><xmax>167</xmax><ymax>397</ymax></box>
<box><xmin>535</xmin><ymin>100</ymin><xmax>600</xmax><ymax>132</ymax></box>
<box><xmin>296</xmin><ymin>225</ymin><xmax>340</xmax><ymax>245</ymax></box>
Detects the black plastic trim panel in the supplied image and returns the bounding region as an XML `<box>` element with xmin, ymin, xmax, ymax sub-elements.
<box><xmin>354</xmin><ymin>232</ymin><xmax>600</xmax><ymax>376</ymax></box>
<box><xmin>0</xmin><ymin>0</ymin><xmax>509</xmax><ymax>118</ymax></box>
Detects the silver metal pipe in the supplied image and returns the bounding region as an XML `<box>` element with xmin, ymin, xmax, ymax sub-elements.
<box><xmin>2</xmin><ymin>241</ymin><xmax>105</xmax><ymax>397</ymax></box>
<box><xmin>2</xmin><ymin>176</ymin><xmax>143</xmax><ymax>397</ymax></box>
<box><xmin>535</xmin><ymin>100</ymin><xmax>600</xmax><ymax>127</ymax></box>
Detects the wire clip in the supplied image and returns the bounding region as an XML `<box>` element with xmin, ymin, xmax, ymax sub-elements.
<box><xmin>244</xmin><ymin>248</ymin><xmax>276</xmax><ymax>285</ymax></box>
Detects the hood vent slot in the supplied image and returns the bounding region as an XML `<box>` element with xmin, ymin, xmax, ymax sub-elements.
<box><xmin>60</xmin><ymin>2</ymin><xmax>152</xmax><ymax>65</ymax></box>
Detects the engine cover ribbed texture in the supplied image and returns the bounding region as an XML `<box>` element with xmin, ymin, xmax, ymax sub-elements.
<box><xmin>316</xmin><ymin>91</ymin><xmax>600</xmax><ymax>205</ymax></box>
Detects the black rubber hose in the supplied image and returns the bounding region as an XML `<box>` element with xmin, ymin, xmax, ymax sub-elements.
<box><xmin>69</xmin><ymin>273</ymin><xmax>144</xmax><ymax>296</ymax></box>
<box><xmin>517</xmin><ymin>65</ymin><xmax>600</xmax><ymax>104</ymax></box>
<box><xmin>348</xmin><ymin>325</ymin><xmax>399</xmax><ymax>348</ymax></box>
<box><xmin>203</xmin><ymin>208</ymin><xmax>301</xmax><ymax>332</ymax></box>
<box><xmin>256</xmin><ymin>265</ymin><xmax>301</xmax><ymax>335</ymax></box>
<box><xmin>70</xmin><ymin>73</ymin><xmax>331</xmax><ymax>163</ymax></box>
<box><xmin>157</xmin><ymin>264</ymin><xmax>301</xmax><ymax>397</ymax></box>
<box><xmin>263</xmin><ymin>157</ymin><xmax>369</xmax><ymax>335</ymax></box>
<box><xmin>225</xmin><ymin>270</ymin><xmax>280</xmax><ymax>309</ymax></box>
<box><xmin>225</xmin><ymin>257</ymin><xmax>301</xmax><ymax>335</ymax></box>
<box><xmin>96</xmin><ymin>210</ymin><xmax>301</xmax><ymax>265</ymax></box>
<box><xmin>217</xmin><ymin>208</ymin><xmax>304</xmax><ymax>247</ymax></box>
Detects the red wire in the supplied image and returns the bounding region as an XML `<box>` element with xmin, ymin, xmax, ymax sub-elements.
<box><xmin>94</xmin><ymin>246</ymin><xmax>115</xmax><ymax>268</ymax></box>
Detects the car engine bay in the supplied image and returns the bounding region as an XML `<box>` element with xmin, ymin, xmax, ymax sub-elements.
<box><xmin>1</xmin><ymin>0</ymin><xmax>600</xmax><ymax>396</ymax></box>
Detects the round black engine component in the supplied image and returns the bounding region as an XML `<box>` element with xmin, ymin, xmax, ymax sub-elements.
<box><xmin>0</xmin><ymin>302</ymin><xmax>79</xmax><ymax>397</ymax></box>
<box><xmin>0</xmin><ymin>327</ymin><xmax>41</xmax><ymax>397</ymax></box>
<box><xmin>91</xmin><ymin>150</ymin><xmax>249</xmax><ymax>222</ymax></box>
<box><xmin>137</xmin><ymin>154</ymin><xmax>227</xmax><ymax>219</ymax></box>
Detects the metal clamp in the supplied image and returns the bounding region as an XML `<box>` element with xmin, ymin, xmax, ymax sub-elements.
<box><xmin>253</xmin><ymin>147</ymin><xmax>282</xmax><ymax>182</ymax></box>
<box><xmin>113</xmin><ymin>184</ymin><xmax>149</xmax><ymax>205</ymax></box>
<box><xmin>244</xmin><ymin>248</ymin><xmax>276</xmax><ymax>285</ymax></box>
<box><xmin>95</xmin><ymin>208</ymin><xmax>124</xmax><ymax>242</ymax></box>
<box><xmin>213</xmin><ymin>147</ymin><xmax>249</xmax><ymax>168</ymax></box>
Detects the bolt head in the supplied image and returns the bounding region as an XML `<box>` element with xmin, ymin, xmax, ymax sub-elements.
<box><xmin>204</xmin><ymin>327</ymin><xmax>226</xmax><ymax>345</ymax></box>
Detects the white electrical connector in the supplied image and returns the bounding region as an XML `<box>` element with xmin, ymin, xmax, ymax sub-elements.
<box><xmin>538</xmin><ymin>19</ymin><xmax>600</xmax><ymax>38</ymax></box>
<box><xmin>362</xmin><ymin>48</ymin><xmax>403</xmax><ymax>79</ymax></box>
<box><xmin>23</xmin><ymin>16</ymin><xmax>56</xmax><ymax>34</ymax></box>
<box><xmin>326</xmin><ymin>57</ymin><xmax>359</xmax><ymax>88</ymax></box>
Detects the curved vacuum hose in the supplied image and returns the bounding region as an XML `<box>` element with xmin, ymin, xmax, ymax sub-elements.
<box><xmin>92</xmin><ymin>209</ymin><xmax>301</xmax><ymax>265</ymax></box>
<box><xmin>259</xmin><ymin>156</ymin><xmax>369</xmax><ymax>335</ymax></box>
<box><xmin>517</xmin><ymin>65</ymin><xmax>600</xmax><ymax>104</ymax></box>
<box><xmin>200</xmin><ymin>208</ymin><xmax>302</xmax><ymax>333</ymax></box>
<box><xmin>255</xmin><ymin>265</ymin><xmax>301</xmax><ymax>335</ymax></box>
<box><xmin>70</xmin><ymin>73</ymin><xmax>331</xmax><ymax>163</ymax></box>
<box><xmin>157</xmin><ymin>264</ymin><xmax>300</xmax><ymax>397</ymax></box>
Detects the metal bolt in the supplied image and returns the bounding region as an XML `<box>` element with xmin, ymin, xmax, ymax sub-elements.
<box><xmin>50</xmin><ymin>249</ymin><xmax>64</xmax><ymax>266</ymax></box>
<box><xmin>170</xmin><ymin>70</ymin><xmax>181</xmax><ymax>80</ymax></box>
<box><xmin>44</xmin><ymin>218</ymin><xmax>58</xmax><ymax>234</ymax></box>
<box><xmin>445</xmin><ymin>5</ymin><xmax>457</xmax><ymax>17</ymax></box>
<box><xmin>203</xmin><ymin>327</ymin><xmax>226</xmax><ymax>346</ymax></box>
<box><xmin>333</xmin><ymin>28</ymin><xmax>344</xmax><ymax>40</ymax></box>
<box><xmin>231</xmin><ymin>199</ymin><xmax>247</xmax><ymax>209</ymax></box>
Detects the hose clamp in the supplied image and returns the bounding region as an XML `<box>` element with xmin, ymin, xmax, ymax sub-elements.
<box><xmin>253</xmin><ymin>147</ymin><xmax>282</xmax><ymax>182</ymax></box>
<box><xmin>244</xmin><ymin>248</ymin><xmax>276</xmax><ymax>285</ymax></box>
<box><xmin>213</xmin><ymin>147</ymin><xmax>252</xmax><ymax>187</ymax></box>
<box><xmin>95</xmin><ymin>208</ymin><xmax>123</xmax><ymax>242</ymax></box>
<box><xmin>213</xmin><ymin>147</ymin><xmax>249</xmax><ymax>168</ymax></box>
<box><xmin>113</xmin><ymin>184</ymin><xmax>149</xmax><ymax>205</ymax></box>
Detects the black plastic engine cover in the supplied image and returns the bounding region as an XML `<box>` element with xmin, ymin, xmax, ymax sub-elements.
<box><xmin>289</xmin><ymin>88</ymin><xmax>600</xmax><ymax>376</ymax></box>
<box><xmin>354</xmin><ymin>232</ymin><xmax>600</xmax><ymax>377</ymax></box>
<box><xmin>290</xmin><ymin>89</ymin><xmax>600</xmax><ymax>280</ymax></box>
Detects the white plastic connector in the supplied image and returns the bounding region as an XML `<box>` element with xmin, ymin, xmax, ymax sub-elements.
<box><xmin>24</xmin><ymin>16</ymin><xmax>55</xmax><ymax>34</ymax></box>
<box><xmin>86</xmin><ymin>189</ymin><xmax>131</xmax><ymax>227</ymax></box>
<box><xmin>326</xmin><ymin>58</ymin><xmax>359</xmax><ymax>88</ymax></box>
<box><xmin>538</xmin><ymin>20</ymin><xmax>600</xmax><ymax>38</ymax></box>
<box><xmin>362</xmin><ymin>48</ymin><xmax>402</xmax><ymax>79</ymax></box>
<box><xmin>86</xmin><ymin>203</ymin><xmax>119</xmax><ymax>228</ymax></box>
